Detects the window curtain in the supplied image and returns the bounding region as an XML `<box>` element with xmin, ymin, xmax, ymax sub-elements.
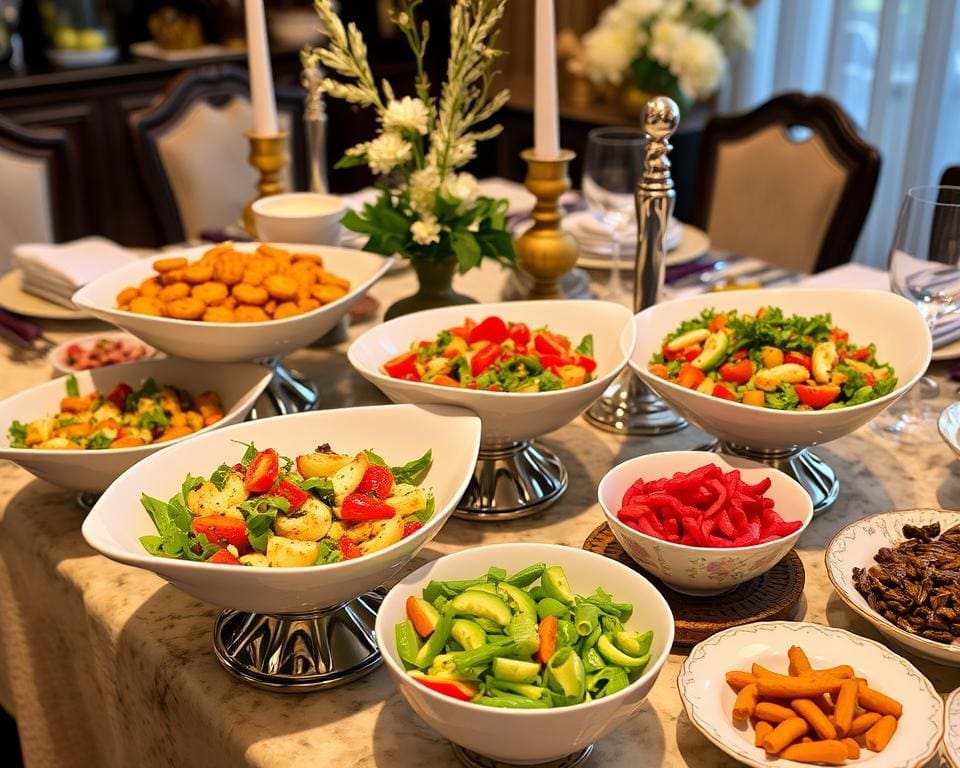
<box><xmin>716</xmin><ymin>0</ymin><xmax>960</xmax><ymax>267</ymax></box>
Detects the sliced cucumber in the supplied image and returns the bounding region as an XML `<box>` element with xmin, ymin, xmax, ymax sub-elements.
<box><xmin>666</xmin><ymin>328</ymin><xmax>711</xmax><ymax>351</ymax></box>
<box><xmin>492</xmin><ymin>657</ymin><xmax>541</xmax><ymax>684</ymax></box>
<box><xmin>464</xmin><ymin>582</ymin><xmax>499</xmax><ymax>595</ymax></box>
<box><xmin>690</xmin><ymin>331</ymin><xmax>729</xmax><ymax>371</ymax></box>
<box><xmin>451</xmin><ymin>619</ymin><xmax>487</xmax><ymax>651</ymax></box>
<box><xmin>497</xmin><ymin>582</ymin><xmax>538</xmax><ymax>624</ymax></box>
<box><xmin>541</xmin><ymin>566</ymin><xmax>575</xmax><ymax>605</ymax></box>
<box><xmin>450</xmin><ymin>591</ymin><xmax>513</xmax><ymax>626</ymax></box>
<box><xmin>597</xmin><ymin>634</ymin><xmax>650</xmax><ymax>669</ymax></box>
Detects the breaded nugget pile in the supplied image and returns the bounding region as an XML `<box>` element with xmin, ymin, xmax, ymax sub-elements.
<box><xmin>116</xmin><ymin>243</ymin><xmax>352</xmax><ymax>323</ymax></box>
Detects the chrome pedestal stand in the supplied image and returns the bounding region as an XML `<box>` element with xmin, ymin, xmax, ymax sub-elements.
<box><xmin>212</xmin><ymin>590</ymin><xmax>383</xmax><ymax>691</ymax></box>
<box><xmin>76</xmin><ymin>492</ymin><xmax>99</xmax><ymax>512</ymax></box>
<box><xmin>253</xmin><ymin>358</ymin><xmax>321</xmax><ymax>417</ymax></box>
<box><xmin>452</xmin><ymin>744</ymin><xmax>594</xmax><ymax>768</ymax></box>
<box><xmin>715</xmin><ymin>443</ymin><xmax>839</xmax><ymax>514</ymax></box>
<box><xmin>455</xmin><ymin>440</ymin><xmax>567</xmax><ymax>520</ymax></box>
<box><xmin>585</xmin><ymin>96</ymin><xmax>686</xmax><ymax>436</ymax></box>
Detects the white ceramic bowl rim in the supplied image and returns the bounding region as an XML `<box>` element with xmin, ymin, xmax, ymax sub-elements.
<box><xmin>599</xmin><ymin>452</ymin><xmax>814</xmax><ymax>555</ymax></box>
<box><xmin>85</xmin><ymin>404</ymin><xmax>481</xmax><ymax>574</ymax></box>
<box><xmin>378</xmin><ymin>542</ymin><xmax>676</xmax><ymax>715</ymax></box>
<box><xmin>251</xmin><ymin>193</ymin><xmax>346</xmax><ymax>218</ymax></box>
<box><xmin>825</xmin><ymin>508</ymin><xmax>960</xmax><ymax>658</ymax></box>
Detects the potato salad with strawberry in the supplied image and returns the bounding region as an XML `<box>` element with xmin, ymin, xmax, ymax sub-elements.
<box><xmin>382</xmin><ymin>315</ymin><xmax>597</xmax><ymax>392</ymax></box>
<box><xmin>649</xmin><ymin>307</ymin><xmax>898</xmax><ymax>410</ymax></box>
<box><xmin>139</xmin><ymin>443</ymin><xmax>434</xmax><ymax>567</ymax></box>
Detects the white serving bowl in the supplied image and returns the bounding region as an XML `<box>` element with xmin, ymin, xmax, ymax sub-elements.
<box><xmin>46</xmin><ymin>331</ymin><xmax>163</xmax><ymax>375</ymax></box>
<box><xmin>348</xmin><ymin>300</ymin><xmax>635</xmax><ymax>444</ymax></box>
<box><xmin>72</xmin><ymin>242</ymin><xmax>393</xmax><ymax>363</ymax></box>
<box><xmin>376</xmin><ymin>542</ymin><xmax>674</xmax><ymax>765</ymax></box>
<box><xmin>82</xmin><ymin>404</ymin><xmax>481</xmax><ymax>614</ymax></box>
<box><xmin>631</xmin><ymin>289</ymin><xmax>931</xmax><ymax>451</ymax></box>
<box><xmin>825</xmin><ymin>508</ymin><xmax>960</xmax><ymax>666</ymax></box>
<box><xmin>946</xmin><ymin>688</ymin><xmax>960</xmax><ymax>768</ymax></box>
<box><xmin>0</xmin><ymin>358</ymin><xmax>271</xmax><ymax>493</ymax></box>
<box><xmin>598</xmin><ymin>451</ymin><xmax>813</xmax><ymax>595</ymax></box>
<box><xmin>252</xmin><ymin>193</ymin><xmax>345</xmax><ymax>245</ymax></box>
<box><xmin>679</xmin><ymin>621</ymin><xmax>944</xmax><ymax>768</ymax></box>
<box><xmin>939</xmin><ymin>402</ymin><xmax>960</xmax><ymax>461</ymax></box>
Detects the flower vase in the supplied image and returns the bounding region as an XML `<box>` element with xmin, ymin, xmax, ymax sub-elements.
<box><xmin>384</xmin><ymin>258</ymin><xmax>477</xmax><ymax>320</ymax></box>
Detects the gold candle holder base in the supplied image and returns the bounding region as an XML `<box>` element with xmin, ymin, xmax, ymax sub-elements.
<box><xmin>242</xmin><ymin>130</ymin><xmax>289</xmax><ymax>237</ymax></box>
<box><xmin>513</xmin><ymin>148</ymin><xmax>580</xmax><ymax>300</ymax></box>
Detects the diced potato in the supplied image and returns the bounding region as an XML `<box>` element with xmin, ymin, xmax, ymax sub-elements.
<box><xmin>239</xmin><ymin>553</ymin><xmax>270</xmax><ymax>568</ymax></box>
<box><xmin>425</xmin><ymin>358</ymin><xmax>451</xmax><ymax>376</ymax></box>
<box><xmin>296</xmin><ymin>451</ymin><xmax>352</xmax><ymax>478</ymax></box>
<box><xmin>385</xmin><ymin>484</ymin><xmax>428</xmax><ymax>517</ymax></box>
<box><xmin>742</xmin><ymin>390</ymin><xmax>766</xmax><ymax>407</ymax></box>
<box><xmin>754</xmin><ymin>364</ymin><xmax>809</xmax><ymax>392</ymax></box>
<box><xmin>37</xmin><ymin>437</ymin><xmax>83</xmax><ymax>450</ymax></box>
<box><xmin>327</xmin><ymin>520</ymin><xmax>346</xmax><ymax>540</ymax></box>
<box><xmin>266</xmin><ymin>536</ymin><xmax>320</xmax><ymax>567</ymax></box>
<box><xmin>26</xmin><ymin>418</ymin><xmax>55</xmax><ymax>447</ymax></box>
<box><xmin>186</xmin><ymin>481</ymin><xmax>229</xmax><ymax>516</ymax></box>
<box><xmin>220</xmin><ymin>472</ymin><xmax>248</xmax><ymax>507</ymax></box>
<box><xmin>696</xmin><ymin>377</ymin><xmax>715</xmax><ymax>395</ymax></box>
<box><xmin>274</xmin><ymin>498</ymin><xmax>332</xmax><ymax>541</ymax></box>
<box><xmin>445</xmin><ymin>336</ymin><xmax>468</xmax><ymax>356</ymax></box>
<box><xmin>332</xmin><ymin>453</ymin><xmax>369</xmax><ymax>499</ymax></box>
<box><xmin>157</xmin><ymin>388</ymin><xmax>182</xmax><ymax>414</ymax></box>
<box><xmin>343</xmin><ymin>515</ymin><xmax>404</xmax><ymax>555</ymax></box>
<box><xmin>92</xmin><ymin>402</ymin><xmax>122</xmax><ymax>424</ymax></box>
<box><xmin>811</xmin><ymin>341</ymin><xmax>838</xmax><ymax>384</ymax></box>
<box><xmin>556</xmin><ymin>365</ymin><xmax>586</xmax><ymax>388</ymax></box>
<box><xmin>760</xmin><ymin>346</ymin><xmax>784</xmax><ymax>368</ymax></box>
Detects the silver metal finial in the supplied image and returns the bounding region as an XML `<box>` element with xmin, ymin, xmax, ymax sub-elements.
<box><xmin>302</xmin><ymin>62</ymin><xmax>329</xmax><ymax>194</ymax></box>
<box><xmin>642</xmin><ymin>96</ymin><xmax>680</xmax><ymax>141</ymax></box>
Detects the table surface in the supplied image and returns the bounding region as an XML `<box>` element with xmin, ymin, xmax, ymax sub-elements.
<box><xmin>0</xmin><ymin>260</ymin><xmax>958</xmax><ymax>768</ymax></box>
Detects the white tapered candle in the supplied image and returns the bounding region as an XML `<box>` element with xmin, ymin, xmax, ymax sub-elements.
<box><xmin>534</xmin><ymin>0</ymin><xmax>560</xmax><ymax>158</ymax></box>
<box><xmin>245</xmin><ymin>0</ymin><xmax>279</xmax><ymax>135</ymax></box>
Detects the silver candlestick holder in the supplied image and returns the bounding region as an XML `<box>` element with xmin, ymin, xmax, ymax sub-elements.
<box><xmin>585</xmin><ymin>96</ymin><xmax>688</xmax><ymax>435</ymax></box>
<box><xmin>302</xmin><ymin>62</ymin><xmax>329</xmax><ymax>194</ymax></box>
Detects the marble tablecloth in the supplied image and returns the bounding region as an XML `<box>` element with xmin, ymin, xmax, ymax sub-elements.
<box><xmin>1</xmin><ymin>261</ymin><xmax>959</xmax><ymax>768</ymax></box>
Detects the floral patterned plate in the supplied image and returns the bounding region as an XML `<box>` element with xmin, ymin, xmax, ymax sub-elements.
<box><xmin>825</xmin><ymin>509</ymin><xmax>960</xmax><ymax>667</ymax></box>
<box><xmin>946</xmin><ymin>688</ymin><xmax>960</xmax><ymax>768</ymax></box>
<box><xmin>679</xmin><ymin>621</ymin><xmax>944</xmax><ymax>768</ymax></box>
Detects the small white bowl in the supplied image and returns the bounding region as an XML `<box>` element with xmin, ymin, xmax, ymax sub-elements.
<box><xmin>376</xmin><ymin>542</ymin><xmax>675</xmax><ymax>765</ymax></box>
<box><xmin>825</xmin><ymin>508</ymin><xmax>960</xmax><ymax>666</ymax></box>
<box><xmin>631</xmin><ymin>288</ymin><xmax>931</xmax><ymax>451</ymax></box>
<box><xmin>679</xmin><ymin>621</ymin><xmax>944</xmax><ymax>768</ymax></box>
<box><xmin>348</xmin><ymin>300</ymin><xmax>635</xmax><ymax>444</ymax></box>
<box><xmin>46</xmin><ymin>331</ymin><xmax>163</xmax><ymax>375</ymax></box>
<box><xmin>72</xmin><ymin>242</ymin><xmax>392</xmax><ymax>363</ymax></box>
<box><xmin>252</xmin><ymin>193</ymin><xmax>346</xmax><ymax>246</ymax></box>
<box><xmin>946</xmin><ymin>688</ymin><xmax>960</xmax><ymax>768</ymax></box>
<box><xmin>0</xmin><ymin>358</ymin><xmax>271</xmax><ymax>493</ymax></box>
<box><xmin>939</xmin><ymin>402</ymin><xmax>960</xmax><ymax>461</ymax></box>
<box><xmin>82</xmin><ymin>404</ymin><xmax>481</xmax><ymax>614</ymax></box>
<box><xmin>598</xmin><ymin>451</ymin><xmax>813</xmax><ymax>595</ymax></box>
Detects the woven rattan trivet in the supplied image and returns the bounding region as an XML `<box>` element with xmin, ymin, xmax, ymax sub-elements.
<box><xmin>583</xmin><ymin>523</ymin><xmax>805</xmax><ymax>647</ymax></box>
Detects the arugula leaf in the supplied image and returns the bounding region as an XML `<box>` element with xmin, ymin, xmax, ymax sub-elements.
<box><xmin>574</xmin><ymin>334</ymin><xmax>594</xmax><ymax>358</ymax></box>
<box><xmin>765</xmin><ymin>383</ymin><xmax>800</xmax><ymax>410</ymax></box>
<box><xmin>65</xmin><ymin>374</ymin><xmax>80</xmax><ymax>398</ymax></box>
<box><xmin>664</xmin><ymin>308</ymin><xmax>716</xmax><ymax>343</ymax></box>
<box><xmin>237</xmin><ymin>495</ymin><xmax>290</xmax><ymax>552</ymax></box>
<box><xmin>232</xmin><ymin>441</ymin><xmax>258</xmax><ymax>467</ymax></box>
<box><xmin>837</xmin><ymin>364</ymin><xmax>865</xmax><ymax>398</ymax></box>
<box><xmin>406</xmin><ymin>492</ymin><xmax>436</xmax><ymax>525</ymax></box>
<box><xmin>209</xmin><ymin>463</ymin><xmax>232</xmax><ymax>491</ymax></box>
<box><xmin>315</xmin><ymin>539</ymin><xmax>344</xmax><ymax>565</ymax></box>
<box><xmin>533</xmin><ymin>371</ymin><xmax>564</xmax><ymax>392</ymax></box>
<box><xmin>140</xmin><ymin>493</ymin><xmax>196</xmax><ymax>558</ymax></box>
<box><xmin>301</xmin><ymin>476</ymin><xmax>336</xmax><ymax>506</ymax></box>
<box><xmin>138</xmin><ymin>407</ymin><xmax>170</xmax><ymax>431</ymax></box>
<box><xmin>87</xmin><ymin>432</ymin><xmax>113</xmax><ymax>450</ymax></box>
<box><xmin>391</xmin><ymin>449</ymin><xmax>433</xmax><ymax>485</ymax></box>
<box><xmin>7</xmin><ymin>420</ymin><xmax>27</xmax><ymax>448</ymax></box>
<box><xmin>875</xmin><ymin>376</ymin><xmax>897</xmax><ymax>397</ymax></box>
<box><xmin>450</xmin><ymin>355</ymin><xmax>472</xmax><ymax>384</ymax></box>
<box><xmin>364</xmin><ymin>449</ymin><xmax>387</xmax><ymax>467</ymax></box>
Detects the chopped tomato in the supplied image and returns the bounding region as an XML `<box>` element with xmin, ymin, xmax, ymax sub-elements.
<box><xmin>243</xmin><ymin>448</ymin><xmax>279</xmax><ymax>493</ymax></box>
<box><xmin>206</xmin><ymin>549</ymin><xmax>242</xmax><ymax>565</ymax></box>
<box><xmin>508</xmin><ymin>322</ymin><xmax>531</xmax><ymax>346</ymax></box>
<box><xmin>831</xmin><ymin>328</ymin><xmax>849</xmax><ymax>343</ymax></box>
<box><xmin>468</xmin><ymin>316</ymin><xmax>509</xmax><ymax>345</ymax></box>
<box><xmin>708</xmin><ymin>314</ymin><xmax>727</xmax><ymax>332</ymax></box>
<box><xmin>272</xmin><ymin>479</ymin><xmax>309</xmax><ymax>512</ymax></box>
<box><xmin>192</xmin><ymin>515</ymin><xmax>249</xmax><ymax>553</ymax></box>
<box><xmin>356</xmin><ymin>464</ymin><xmax>394</xmax><ymax>499</ymax></box>
<box><xmin>677</xmin><ymin>363</ymin><xmax>705</xmax><ymax>389</ymax></box>
<box><xmin>431</xmin><ymin>374</ymin><xmax>461</xmax><ymax>387</ymax></box>
<box><xmin>402</xmin><ymin>520</ymin><xmax>424</xmax><ymax>538</ymax></box>
<box><xmin>340</xmin><ymin>493</ymin><xmax>396</xmax><ymax>521</ymax></box>
<box><xmin>470</xmin><ymin>342</ymin><xmax>501</xmax><ymax>376</ymax></box>
<box><xmin>649</xmin><ymin>363</ymin><xmax>670</xmax><ymax>379</ymax></box>
<box><xmin>339</xmin><ymin>536</ymin><xmax>362</xmax><ymax>560</ymax></box>
<box><xmin>718</xmin><ymin>359</ymin><xmax>754</xmax><ymax>384</ymax></box>
<box><xmin>384</xmin><ymin>351</ymin><xmax>419</xmax><ymax>380</ymax></box>
<box><xmin>534</xmin><ymin>331</ymin><xmax>568</xmax><ymax>356</ymax></box>
<box><xmin>538</xmin><ymin>353</ymin><xmax>570</xmax><ymax>370</ymax></box>
<box><xmin>572</xmin><ymin>354</ymin><xmax>597</xmax><ymax>373</ymax></box>
<box><xmin>794</xmin><ymin>384</ymin><xmax>841</xmax><ymax>409</ymax></box>
<box><xmin>852</xmin><ymin>347</ymin><xmax>872</xmax><ymax>361</ymax></box>
<box><xmin>662</xmin><ymin>343</ymin><xmax>684</xmax><ymax>362</ymax></box>
<box><xmin>448</xmin><ymin>318</ymin><xmax>476</xmax><ymax>340</ymax></box>
<box><xmin>712</xmin><ymin>384</ymin><xmax>737</xmax><ymax>401</ymax></box>
<box><xmin>683</xmin><ymin>347</ymin><xmax>702</xmax><ymax>362</ymax></box>
<box><xmin>107</xmin><ymin>383</ymin><xmax>133</xmax><ymax>411</ymax></box>
<box><xmin>784</xmin><ymin>351</ymin><xmax>812</xmax><ymax>373</ymax></box>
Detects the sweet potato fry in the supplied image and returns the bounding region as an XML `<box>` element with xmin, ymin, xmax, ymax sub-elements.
<box><xmin>848</xmin><ymin>711</ymin><xmax>882</xmax><ymax>736</ymax></box>
<box><xmin>857</xmin><ymin>684</ymin><xmax>903</xmax><ymax>718</ymax></box>
<box><xmin>787</xmin><ymin>646</ymin><xmax>813</xmax><ymax>676</ymax></box>
<box><xmin>780</xmin><ymin>740</ymin><xmax>849</xmax><ymax>765</ymax></box>
<box><xmin>732</xmin><ymin>684</ymin><xmax>758</xmax><ymax>720</ymax></box>
<box><xmin>754</xmin><ymin>702</ymin><xmax>796</xmax><ymax>723</ymax></box>
<box><xmin>754</xmin><ymin>720</ymin><xmax>774</xmax><ymax>748</ymax></box>
<box><xmin>864</xmin><ymin>714</ymin><xmax>898</xmax><ymax>752</ymax></box>
<box><xmin>813</xmin><ymin>664</ymin><xmax>854</xmax><ymax>679</ymax></box>
<box><xmin>725</xmin><ymin>670</ymin><xmax>756</xmax><ymax>691</ymax></box>
<box><xmin>791</xmin><ymin>698</ymin><xmax>837</xmax><ymax>740</ymax></box>
<box><xmin>832</xmin><ymin>679</ymin><xmax>859</xmax><ymax>736</ymax></box>
<box><xmin>756</xmin><ymin>676</ymin><xmax>844</xmax><ymax>699</ymax></box>
<box><xmin>762</xmin><ymin>717</ymin><xmax>809</xmax><ymax>754</ymax></box>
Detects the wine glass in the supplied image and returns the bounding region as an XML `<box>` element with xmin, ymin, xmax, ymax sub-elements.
<box><xmin>881</xmin><ymin>185</ymin><xmax>960</xmax><ymax>440</ymax></box>
<box><xmin>582</xmin><ymin>127</ymin><xmax>646</xmax><ymax>303</ymax></box>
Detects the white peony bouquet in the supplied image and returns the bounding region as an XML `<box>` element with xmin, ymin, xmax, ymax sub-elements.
<box><xmin>305</xmin><ymin>0</ymin><xmax>515</xmax><ymax>272</ymax></box>
<box><xmin>581</xmin><ymin>0</ymin><xmax>756</xmax><ymax>107</ymax></box>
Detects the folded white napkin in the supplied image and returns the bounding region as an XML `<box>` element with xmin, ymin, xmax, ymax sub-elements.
<box><xmin>565</xmin><ymin>210</ymin><xmax>683</xmax><ymax>252</ymax></box>
<box><xmin>13</xmin><ymin>236</ymin><xmax>138</xmax><ymax>308</ymax></box>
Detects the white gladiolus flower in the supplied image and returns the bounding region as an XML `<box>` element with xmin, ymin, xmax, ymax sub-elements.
<box><xmin>411</xmin><ymin>215</ymin><xmax>441</xmax><ymax>245</ymax></box>
<box><xmin>409</xmin><ymin>166</ymin><xmax>441</xmax><ymax>214</ymax></box>
<box><xmin>382</xmin><ymin>96</ymin><xmax>430</xmax><ymax>135</ymax></box>
<box><xmin>449</xmin><ymin>139</ymin><xmax>477</xmax><ymax>167</ymax></box>
<box><xmin>345</xmin><ymin>142</ymin><xmax>368</xmax><ymax>157</ymax></box>
<box><xmin>582</xmin><ymin>23</ymin><xmax>639</xmax><ymax>84</ymax></box>
<box><xmin>649</xmin><ymin>18</ymin><xmax>689</xmax><ymax>66</ymax></box>
<box><xmin>693</xmin><ymin>0</ymin><xmax>726</xmax><ymax>16</ymax></box>
<box><xmin>723</xmin><ymin>3</ymin><xmax>755</xmax><ymax>52</ymax></box>
<box><xmin>366</xmin><ymin>132</ymin><xmax>412</xmax><ymax>175</ymax></box>
<box><xmin>442</xmin><ymin>172</ymin><xmax>480</xmax><ymax>207</ymax></box>
<box><xmin>670</xmin><ymin>28</ymin><xmax>727</xmax><ymax>99</ymax></box>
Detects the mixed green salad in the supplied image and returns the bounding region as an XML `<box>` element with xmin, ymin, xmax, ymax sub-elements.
<box><xmin>394</xmin><ymin>563</ymin><xmax>653</xmax><ymax>707</ymax></box>
<box><xmin>649</xmin><ymin>307</ymin><xmax>898</xmax><ymax>410</ymax></box>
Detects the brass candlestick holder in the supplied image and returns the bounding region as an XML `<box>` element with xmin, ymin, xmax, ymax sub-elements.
<box><xmin>513</xmin><ymin>148</ymin><xmax>588</xmax><ymax>299</ymax></box>
<box><xmin>242</xmin><ymin>130</ymin><xmax>289</xmax><ymax>237</ymax></box>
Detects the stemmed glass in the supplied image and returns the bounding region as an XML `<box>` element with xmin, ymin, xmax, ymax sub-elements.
<box><xmin>582</xmin><ymin>127</ymin><xmax>646</xmax><ymax>303</ymax></box>
<box><xmin>881</xmin><ymin>185</ymin><xmax>960</xmax><ymax>440</ymax></box>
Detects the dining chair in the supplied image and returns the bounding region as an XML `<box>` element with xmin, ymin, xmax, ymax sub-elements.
<box><xmin>0</xmin><ymin>115</ymin><xmax>84</xmax><ymax>272</ymax></box>
<box><xmin>691</xmin><ymin>92</ymin><xmax>880</xmax><ymax>273</ymax></box>
<box><xmin>930</xmin><ymin>165</ymin><xmax>960</xmax><ymax>265</ymax></box>
<box><xmin>129</xmin><ymin>64</ymin><xmax>309</xmax><ymax>243</ymax></box>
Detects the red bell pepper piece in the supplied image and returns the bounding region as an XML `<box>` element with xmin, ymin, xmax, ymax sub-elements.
<box><xmin>192</xmin><ymin>515</ymin><xmax>249</xmax><ymax>553</ymax></box>
<box><xmin>431</xmin><ymin>374</ymin><xmax>461</xmax><ymax>387</ymax></box>
<box><xmin>537</xmin><ymin>353</ymin><xmax>569</xmax><ymax>370</ymax></box>
<box><xmin>383</xmin><ymin>351</ymin><xmax>420</xmax><ymax>380</ymax></box>
<box><xmin>339</xmin><ymin>536</ymin><xmax>361</xmax><ymax>560</ymax></box>
<box><xmin>448</xmin><ymin>318</ymin><xmax>476</xmax><ymax>340</ymax></box>
<box><xmin>406</xmin><ymin>596</ymin><xmax>438</xmax><ymax>637</ymax></box>
<box><xmin>831</xmin><ymin>327</ymin><xmax>849</xmax><ymax>343</ymax></box>
<box><xmin>794</xmin><ymin>384</ymin><xmax>841</xmax><ymax>409</ymax></box>
<box><xmin>573</xmin><ymin>354</ymin><xmax>597</xmax><ymax>373</ymax></box>
<box><xmin>409</xmin><ymin>672</ymin><xmax>478</xmax><ymax>701</ymax></box>
<box><xmin>534</xmin><ymin>331</ymin><xmax>569</xmax><ymax>356</ymax></box>
<box><xmin>661</xmin><ymin>344</ymin><xmax>684</xmax><ymax>362</ymax></box>
<box><xmin>244</xmin><ymin>448</ymin><xmax>279</xmax><ymax>493</ymax></box>
<box><xmin>508</xmin><ymin>322</ymin><xmax>531</xmax><ymax>346</ymax></box>
<box><xmin>340</xmin><ymin>493</ymin><xmax>396</xmax><ymax>521</ymax></box>
<box><xmin>107</xmin><ymin>382</ymin><xmax>133</xmax><ymax>411</ymax></box>
<box><xmin>538</xmin><ymin>614</ymin><xmax>558</xmax><ymax>665</ymax></box>
<box><xmin>272</xmin><ymin>479</ymin><xmax>309</xmax><ymax>512</ymax></box>
<box><xmin>708</xmin><ymin>314</ymin><xmax>728</xmax><ymax>332</ymax></box>
<box><xmin>683</xmin><ymin>347</ymin><xmax>702</xmax><ymax>362</ymax></box>
<box><xmin>470</xmin><ymin>342</ymin><xmax>501</xmax><ymax>376</ymax></box>
<box><xmin>677</xmin><ymin>363</ymin><xmax>705</xmax><ymax>389</ymax></box>
<box><xmin>402</xmin><ymin>520</ymin><xmax>424</xmax><ymax>538</ymax></box>
<box><xmin>206</xmin><ymin>548</ymin><xmax>242</xmax><ymax>565</ymax></box>
<box><xmin>784</xmin><ymin>351</ymin><xmax>812</xmax><ymax>373</ymax></box>
<box><xmin>712</xmin><ymin>384</ymin><xmax>737</xmax><ymax>401</ymax></box>
<box><xmin>852</xmin><ymin>347</ymin><xmax>872</xmax><ymax>361</ymax></box>
<box><xmin>356</xmin><ymin>464</ymin><xmax>395</xmax><ymax>499</ymax></box>
<box><xmin>469</xmin><ymin>316</ymin><xmax>509</xmax><ymax>345</ymax></box>
<box><xmin>718</xmin><ymin>359</ymin><xmax>753</xmax><ymax>384</ymax></box>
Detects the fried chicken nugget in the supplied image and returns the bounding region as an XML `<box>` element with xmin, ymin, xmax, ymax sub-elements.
<box><xmin>312</xmin><ymin>284</ymin><xmax>348</xmax><ymax>304</ymax></box>
<box><xmin>140</xmin><ymin>277</ymin><xmax>162</xmax><ymax>297</ymax></box>
<box><xmin>272</xmin><ymin>301</ymin><xmax>302</xmax><ymax>320</ymax></box>
<box><xmin>159</xmin><ymin>268</ymin><xmax>186</xmax><ymax>285</ymax></box>
<box><xmin>257</xmin><ymin>244</ymin><xmax>291</xmax><ymax>261</ymax></box>
<box><xmin>292</xmin><ymin>252</ymin><xmax>323</xmax><ymax>266</ymax></box>
<box><xmin>192</xmin><ymin>281</ymin><xmax>229</xmax><ymax>306</ymax></box>
<box><xmin>158</xmin><ymin>282</ymin><xmax>191</xmax><ymax>302</ymax></box>
<box><xmin>234</xmin><ymin>305</ymin><xmax>270</xmax><ymax>322</ymax></box>
<box><xmin>286</xmin><ymin>260</ymin><xmax>318</xmax><ymax>286</ymax></box>
<box><xmin>241</xmin><ymin>268</ymin><xmax>265</xmax><ymax>286</ymax></box>
<box><xmin>153</xmin><ymin>257</ymin><xmax>187</xmax><ymax>273</ymax></box>
<box><xmin>298</xmin><ymin>298</ymin><xmax>321</xmax><ymax>313</ymax></box>
<box><xmin>116</xmin><ymin>287</ymin><xmax>139</xmax><ymax>306</ymax></box>
<box><xmin>222</xmin><ymin>296</ymin><xmax>237</xmax><ymax>310</ymax></box>
<box><xmin>316</xmin><ymin>269</ymin><xmax>351</xmax><ymax>290</ymax></box>
<box><xmin>129</xmin><ymin>296</ymin><xmax>166</xmax><ymax>316</ymax></box>
<box><xmin>232</xmin><ymin>283</ymin><xmax>269</xmax><ymax>306</ymax></box>
<box><xmin>166</xmin><ymin>297</ymin><xmax>206</xmax><ymax>320</ymax></box>
<box><xmin>263</xmin><ymin>299</ymin><xmax>277</xmax><ymax>316</ymax></box>
<box><xmin>203</xmin><ymin>306</ymin><xmax>235</xmax><ymax>323</ymax></box>
<box><xmin>264</xmin><ymin>273</ymin><xmax>298</xmax><ymax>301</ymax></box>
<box><xmin>182</xmin><ymin>263</ymin><xmax>214</xmax><ymax>284</ymax></box>
<box><xmin>213</xmin><ymin>256</ymin><xmax>245</xmax><ymax>285</ymax></box>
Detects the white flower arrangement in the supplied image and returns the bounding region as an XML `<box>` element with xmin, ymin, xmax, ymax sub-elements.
<box><xmin>305</xmin><ymin>0</ymin><xmax>515</xmax><ymax>270</ymax></box>
<box><xmin>581</xmin><ymin>0</ymin><xmax>756</xmax><ymax>106</ymax></box>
